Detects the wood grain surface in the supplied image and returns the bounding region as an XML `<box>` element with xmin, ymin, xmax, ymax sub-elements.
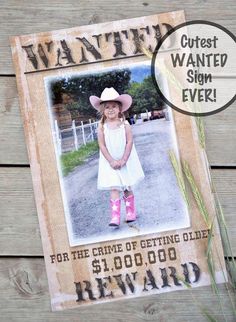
<box><xmin>1</xmin><ymin>0</ymin><xmax>236</xmax><ymax>321</ymax></box>
<box><xmin>1</xmin><ymin>0</ymin><xmax>236</xmax><ymax>75</ymax></box>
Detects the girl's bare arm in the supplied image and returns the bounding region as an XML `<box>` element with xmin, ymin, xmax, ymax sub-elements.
<box><xmin>97</xmin><ymin>123</ymin><xmax>120</xmax><ymax>169</ymax></box>
<box><xmin>120</xmin><ymin>122</ymin><xmax>133</xmax><ymax>165</ymax></box>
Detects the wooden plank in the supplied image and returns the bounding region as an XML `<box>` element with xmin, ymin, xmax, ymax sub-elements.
<box><xmin>0</xmin><ymin>257</ymin><xmax>235</xmax><ymax>321</ymax></box>
<box><xmin>0</xmin><ymin>1</ymin><xmax>235</xmax><ymax>319</ymax></box>
<box><xmin>0</xmin><ymin>167</ymin><xmax>235</xmax><ymax>256</ymax></box>
<box><xmin>0</xmin><ymin>167</ymin><xmax>41</xmax><ymax>255</ymax></box>
<box><xmin>1</xmin><ymin>77</ymin><xmax>236</xmax><ymax>166</ymax></box>
<box><xmin>0</xmin><ymin>77</ymin><xmax>28</xmax><ymax>164</ymax></box>
<box><xmin>204</xmin><ymin>104</ymin><xmax>236</xmax><ymax>166</ymax></box>
<box><xmin>1</xmin><ymin>0</ymin><xmax>236</xmax><ymax>74</ymax></box>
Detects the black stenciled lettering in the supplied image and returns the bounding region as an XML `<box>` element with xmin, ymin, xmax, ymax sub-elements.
<box><xmin>160</xmin><ymin>268</ymin><xmax>171</xmax><ymax>288</ymax></box>
<box><xmin>134</xmin><ymin>253</ymin><xmax>143</xmax><ymax>266</ymax></box>
<box><xmin>74</xmin><ymin>282</ymin><xmax>85</xmax><ymax>302</ymax></box>
<box><xmin>189</xmin><ymin>262</ymin><xmax>201</xmax><ymax>282</ymax></box>
<box><xmin>74</xmin><ymin>280</ymin><xmax>98</xmax><ymax>302</ymax></box>
<box><xmin>113</xmin><ymin>273</ymin><xmax>136</xmax><ymax>294</ymax></box>
<box><xmin>76</xmin><ymin>37</ymin><xmax>102</xmax><ymax>60</ymax></box>
<box><xmin>114</xmin><ymin>256</ymin><xmax>122</xmax><ymax>270</ymax></box>
<box><xmin>153</xmin><ymin>23</ymin><xmax>174</xmax><ymax>49</ymax></box>
<box><xmin>143</xmin><ymin>269</ymin><xmax>159</xmax><ymax>291</ymax></box>
<box><xmin>113</xmin><ymin>32</ymin><xmax>126</xmax><ymax>57</ymax></box>
<box><xmin>22</xmin><ymin>45</ymin><xmax>38</xmax><ymax>69</ymax></box>
<box><xmin>92</xmin><ymin>34</ymin><xmax>102</xmax><ymax>48</ymax></box>
<box><xmin>45</xmin><ymin>41</ymin><xmax>53</xmax><ymax>52</ymax></box>
<box><xmin>141</xmin><ymin>26</ymin><xmax>150</xmax><ymax>35</ymax></box>
<box><xmin>92</xmin><ymin>258</ymin><xmax>102</xmax><ymax>274</ymax></box>
<box><xmin>152</xmin><ymin>24</ymin><xmax>162</xmax><ymax>45</ymax></box>
<box><xmin>113</xmin><ymin>274</ymin><xmax>126</xmax><ymax>294</ymax></box>
<box><xmin>60</xmin><ymin>40</ymin><xmax>76</xmax><ymax>65</ymax></box>
<box><xmin>105</xmin><ymin>32</ymin><xmax>112</xmax><ymax>42</ymax></box>
<box><xmin>50</xmin><ymin>254</ymin><xmax>56</xmax><ymax>263</ymax></box>
<box><xmin>83</xmin><ymin>280</ymin><xmax>96</xmax><ymax>301</ymax></box>
<box><xmin>148</xmin><ymin>250</ymin><xmax>156</xmax><ymax>264</ymax></box>
<box><xmin>130</xmin><ymin>28</ymin><xmax>146</xmax><ymax>54</ymax></box>
<box><xmin>95</xmin><ymin>276</ymin><xmax>113</xmax><ymax>298</ymax></box>
<box><xmin>168</xmin><ymin>247</ymin><xmax>177</xmax><ymax>261</ymax></box>
<box><xmin>121</xmin><ymin>30</ymin><xmax>129</xmax><ymax>39</ymax></box>
<box><xmin>125</xmin><ymin>274</ymin><xmax>135</xmax><ymax>293</ymax></box>
<box><xmin>169</xmin><ymin>266</ymin><xmax>182</xmax><ymax>286</ymax></box>
<box><xmin>38</xmin><ymin>44</ymin><xmax>49</xmax><ymax>67</ymax></box>
<box><xmin>55</xmin><ymin>48</ymin><xmax>62</xmax><ymax>67</ymax></box>
<box><xmin>124</xmin><ymin>254</ymin><xmax>132</xmax><ymax>268</ymax></box>
<box><xmin>181</xmin><ymin>263</ymin><xmax>191</xmax><ymax>284</ymax></box>
<box><xmin>80</xmin><ymin>47</ymin><xmax>89</xmax><ymax>63</ymax></box>
<box><xmin>49</xmin><ymin>253</ymin><xmax>69</xmax><ymax>263</ymax></box>
<box><xmin>101</xmin><ymin>258</ymin><xmax>109</xmax><ymax>272</ymax></box>
<box><xmin>158</xmin><ymin>249</ymin><xmax>166</xmax><ymax>262</ymax></box>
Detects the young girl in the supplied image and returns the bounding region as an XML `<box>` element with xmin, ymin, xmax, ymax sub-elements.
<box><xmin>89</xmin><ymin>87</ymin><xmax>145</xmax><ymax>227</ymax></box>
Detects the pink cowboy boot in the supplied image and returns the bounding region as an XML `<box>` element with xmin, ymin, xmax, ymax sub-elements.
<box><xmin>123</xmin><ymin>194</ymin><xmax>136</xmax><ymax>222</ymax></box>
<box><xmin>109</xmin><ymin>199</ymin><xmax>121</xmax><ymax>226</ymax></box>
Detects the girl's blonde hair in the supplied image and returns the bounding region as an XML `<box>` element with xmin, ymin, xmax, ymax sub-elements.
<box><xmin>99</xmin><ymin>101</ymin><xmax>126</xmax><ymax>129</ymax></box>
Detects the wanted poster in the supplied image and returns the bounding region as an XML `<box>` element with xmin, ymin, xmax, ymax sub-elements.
<box><xmin>10</xmin><ymin>10</ymin><xmax>227</xmax><ymax>311</ymax></box>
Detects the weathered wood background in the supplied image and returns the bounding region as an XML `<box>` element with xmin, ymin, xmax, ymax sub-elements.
<box><xmin>0</xmin><ymin>1</ymin><xmax>235</xmax><ymax>321</ymax></box>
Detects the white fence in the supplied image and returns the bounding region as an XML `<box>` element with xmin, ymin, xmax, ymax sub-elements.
<box><xmin>53</xmin><ymin>119</ymin><xmax>99</xmax><ymax>155</ymax></box>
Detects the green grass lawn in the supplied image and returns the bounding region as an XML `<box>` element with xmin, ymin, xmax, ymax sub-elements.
<box><xmin>60</xmin><ymin>141</ymin><xmax>99</xmax><ymax>176</ymax></box>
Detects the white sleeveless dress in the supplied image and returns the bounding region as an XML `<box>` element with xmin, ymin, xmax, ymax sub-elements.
<box><xmin>97</xmin><ymin>121</ymin><xmax>145</xmax><ymax>191</ymax></box>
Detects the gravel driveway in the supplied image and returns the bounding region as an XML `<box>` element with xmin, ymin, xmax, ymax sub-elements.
<box><xmin>63</xmin><ymin>119</ymin><xmax>190</xmax><ymax>246</ymax></box>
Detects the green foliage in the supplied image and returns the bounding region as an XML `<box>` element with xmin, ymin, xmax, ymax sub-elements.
<box><xmin>50</xmin><ymin>69</ymin><xmax>131</xmax><ymax>117</ymax></box>
<box><xmin>60</xmin><ymin>141</ymin><xmax>99</xmax><ymax>176</ymax></box>
<box><xmin>169</xmin><ymin>150</ymin><xmax>236</xmax><ymax>320</ymax></box>
<box><xmin>169</xmin><ymin>150</ymin><xmax>190</xmax><ymax>207</ymax></box>
<box><xmin>64</xmin><ymin>102</ymin><xmax>81</xmax><ymax>119</ymax></box>
<box><xmin>127</xmin><ymin>76</ymin><xmax>164</xmax><ymax>114</ymax></box>
<box><xmin>50</xmin><ymin>68</ymin><xmax>165</xmax><ymax>118</ymax></box>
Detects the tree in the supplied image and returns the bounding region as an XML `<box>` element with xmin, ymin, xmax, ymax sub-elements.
<box><xmin>50</xmin><ymin>69</ymin><xmax>131</xmax><ymax>117</ymax></box>
<box><xmin>127</xmin><ymin>75</ymin><xmax>164</xmax><ymax>114</ymax></box>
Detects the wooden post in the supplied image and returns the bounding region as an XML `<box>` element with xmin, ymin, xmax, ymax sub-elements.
<box><xmin>72</xmin><ymin>120</ymin><xmax>79</xmax><ymax>150</ymax></box>
<box><xmin>54</xmin><ymin>120</ymin><xmax>62</xmax><ymax>155</ymax></box>
<box><xmin>81</xmin><ymin>121</ymin><xmax>86</xmax><ymax>145</ymax></box>
<box><xmin>89</xmin><ymin>119</ymin><xmax>94</xmax><ymax>141</ymax></box>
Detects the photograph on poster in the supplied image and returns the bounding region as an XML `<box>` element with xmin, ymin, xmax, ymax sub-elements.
<box><xmin>44</xmin><ymin>61</ymin><xmax>190</xmax><ymax>246</ymax></box>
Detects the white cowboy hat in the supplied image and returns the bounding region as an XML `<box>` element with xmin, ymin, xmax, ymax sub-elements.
<box><xmin>89</xmin><ymin>87</ymin><xmax>132</xmax><ymax>112</ymax></box>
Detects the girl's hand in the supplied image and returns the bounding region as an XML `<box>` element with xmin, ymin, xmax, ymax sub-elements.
<box><xmin>109</xmin><ymin>160</ymin><xmax>121</xmax><ymax>170</ymax></box>
<box><xmin>119</xmin><ymin>159</ymin><xmax>126</xmax><ymax>168</ymax></box>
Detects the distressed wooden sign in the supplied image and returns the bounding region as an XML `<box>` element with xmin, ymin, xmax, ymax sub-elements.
<box><xmin>10</xmin><ymin>10</ymin><xmax>226</xmax><ymax>311</ymax></box>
